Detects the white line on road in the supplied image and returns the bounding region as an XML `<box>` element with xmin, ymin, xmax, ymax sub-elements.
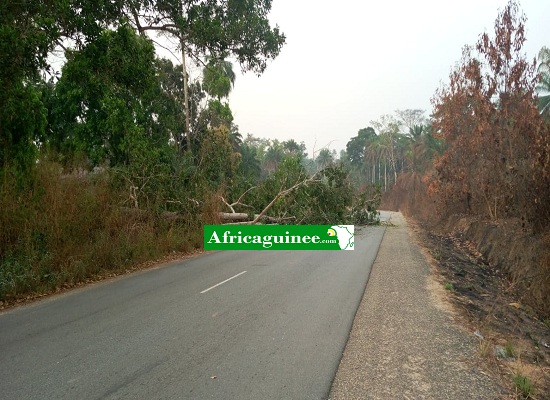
<box><xmin>200</xmin><ymin>271</ymin><xmax>247</xmax><ymax>294</ymax></box>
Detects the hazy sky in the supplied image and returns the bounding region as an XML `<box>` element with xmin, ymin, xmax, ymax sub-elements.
<box><xmin>225</xmin><ymin>0</ymin><xmax>550</xmax><ymax>156</ymax></box>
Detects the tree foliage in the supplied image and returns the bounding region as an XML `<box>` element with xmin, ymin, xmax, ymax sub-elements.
<box><xmin>49</xmin><ymin>25</ymin><xmax>161</xmax><ymax>166</ymax></box>
<box><xmin>0</xmin><ymin>1</ymin><xmax>52</xmax><ymax>170</ymax></box>
<box><xmin>202</xmin><ymin>58</ymin><xmax>236</xmax><ymax>99</ymax></box>
<box><xmin>345</xmin><ymin>127</ymin><xmax>376</xmax><ymax>167</ymax></box>
<box><xmin>126</xmin><ymin>0</ymin><xmax>285</xmax><ymax>75</ymax></box>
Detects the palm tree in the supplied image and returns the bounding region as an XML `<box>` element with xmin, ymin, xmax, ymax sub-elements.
<box><xmin>202</xmin><ymin>57</ymin><xmax>236</xmax><ymax>100</ymax></box>
<box><xmin>371</xmin><ymin>116</ymin><xmax>402</xmax><ymax>189</ymax></box>
<box><xmin>345</xmin><ymin>127</ymin><xmax>376</xmax><ymax>167</ymax></box>
<box><xmin>229</xmin><ymin>124</ymin><xmax>243</xmax><ymax>151</ymax></box>
<box><xmin>283</xmin><ymin>139</ymin><xmax>304</xmax><ymax>157</ymax></box>
<box><xmin>377</xmin><ymin>133</ymin><xmax>395</xmax><ymax>190</ymax></box>
<box><xmin>399</xmin><ymin>123</ymin><xmax>443</xmax><ymax>201</ymax></box>
<box><xmin>264</xmin><ymin>142</ymin><xmax>284</xmax><ymax>173</ymax></box>
<box><xmin>400</xmin><ymin>127</ymin><xmax>427</xmax><ymax>201</ymax></box>
<box><xmin>238</xmin><ymin>144</ymin><xmax>261</xmax><ymax>179</ymax></box>
<box><xmin>537</xmin><ymin>46</ymin><xmax>550</xmax><ymax>117</ymax></box>
<box><xmin>315</xmin><ymin>148</ymin><xmax>334</xmax><ymax>170</ymax></box>
<box><xmin>409</xmin><ymin>125</ymin><xmax>423</xmax><ymax>139</ymax></box>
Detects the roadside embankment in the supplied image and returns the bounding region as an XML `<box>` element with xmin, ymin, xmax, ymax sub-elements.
<box><xmin>442</xmin><ymin>215</ymin><xmax>550</xmax><ymax>318</ymax></box>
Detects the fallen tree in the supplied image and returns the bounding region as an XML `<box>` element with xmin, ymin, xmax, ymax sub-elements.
<box><xmin>220</xmin><ymin>173</ymin><xmax>321</xmax><ymax>224</ymax></box>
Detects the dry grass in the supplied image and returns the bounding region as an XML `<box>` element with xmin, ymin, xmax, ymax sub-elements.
<box><xmin>0</xmin><ymin>161</ymin><xmax>208</xmax><ymax>304</ymax></box>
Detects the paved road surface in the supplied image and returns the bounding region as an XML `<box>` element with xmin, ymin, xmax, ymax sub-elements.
<box><xmin>0</xmin><ymin>226</ymin><xmax>384</xmax><ymax>400</ymax></box>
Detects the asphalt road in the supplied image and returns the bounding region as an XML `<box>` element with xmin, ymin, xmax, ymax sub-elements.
<box><xmin>0</xmin><ymin>225</ymin><xmax>385</xmax><ymax>400</ymax></box>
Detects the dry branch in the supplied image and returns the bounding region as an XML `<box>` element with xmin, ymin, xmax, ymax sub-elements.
<box><xmin>221</xmin><ymin>173</ymin><xmax>320</xmax><ymax>225</ymax></box>
<box><xmin>220</xmin><ymin>186</ymin><xmax>256</xmax><ymax>213</ymax></box>
<box><xmin>219</xmin><ymin>212</ymin><xmax>282</xmax><ymax>224</ymax></box>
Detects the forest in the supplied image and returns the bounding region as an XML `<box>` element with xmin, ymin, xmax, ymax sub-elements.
<box><xmin>0</xmin><ymin>1</ymin><xmax>549</xmax><ymax>315</ymax></box>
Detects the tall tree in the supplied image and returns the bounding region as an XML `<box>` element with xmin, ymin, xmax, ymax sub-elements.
<box><xmin>345</xmin><ymin>127</ymin><xmax>376</xmax><ymax>167</ymax></box>
<box><xmin>398</xmin><ymin>122</ymin><xmax>441</xmax><ymax>201</ymax></box>
<box><xmin>229</xmin><ymin>124</ymin><xmax>243</xmax><ymax>151</ymax></box>
<box><xmin>0</xmin><ymin>1</ymin><xmax>54</xmax><ymax>170</ymax></box>
<box><xmin>371</xmin><ymin>115</ymin><xmax>402</xmax><ymax>188</ymax></box>
<box><xmin>395</xmin><ymin>109</ymin><xmax>426</xmax><ymax>132</ymax></box>
<box><xmin>283</xmin><ymin>139</ymin><xmax>306</xmax><ymax>158</ymax></box>
<box><xmin>364</xmin><ymin>135</ymin><xmax>383</xmax><ymax>185</ymax></box>
<box><xmin>264</xmin><ymin>140</ymin><xmax>284</xmax><ymax>173</ymax></box>
<box><xmin>238</xmin><ymin>143</ymin><xmax>261</xmax><ymax>180</ymax></box>
<box><xmin>155</xmin><ymin>59</ymin><xmax>207</xmax><ymax>148</ymax></box>
<box><xmin>126</xmin><ymin>0</ymin><xmax>286</xmax><ymax>151</ymax></box>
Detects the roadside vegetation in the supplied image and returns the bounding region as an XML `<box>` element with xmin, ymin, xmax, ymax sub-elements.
<box><xmin>368</xmin><ymin>2</ymin><xmax>549</xmax><ymax>396</ymax></box>
<box><xmin>332</xmin><ymin>0</ymin><xmax>550</xmax><ymax>320</ymax></box>
<box><xmin>0</xmin><ymin>0</ymin><xmax>382</xmax><ymax>304</ymax></box>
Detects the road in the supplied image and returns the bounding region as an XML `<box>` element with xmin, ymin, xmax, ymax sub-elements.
<box><xmin>0</xmin><ymin>225</ymin><xmax>385</xmax><ymax>400</ymax></box>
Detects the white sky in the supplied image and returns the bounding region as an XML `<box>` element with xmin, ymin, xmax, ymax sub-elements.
<box><xmin>225</xmin><ymin>0</ymin><xmax>550</xmax><ymax>156</ymax></box>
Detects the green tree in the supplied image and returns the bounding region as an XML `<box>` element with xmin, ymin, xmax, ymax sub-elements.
<box><xmin>371</xmin><ymin>115</ymin><xmax>402</xmax><ymax>189</ymax></box>
<box><xmin>238</xmin><ymin>143</ymin><xmax>261</xmax><ymax>180</ymax></box>
<box><xmin>155</xmin><ymin>58</ymin><xmax>207</xmax><ymax>151</ymax></box>
<box><xmin>229</xmin><ymin>124</ymin><xmax>243</xmax><ymax>151</ymax></box>
<box><xmin>283</xmin><ymin>139</ymin><xmax>307</xmax><ymax>159</ymax></box>
<box><xmin>127</xmin><ymin>0</ymin><xmax>285</xmax><ymax>74</ymax></box>
<box><xmin>197</xmin><ymin>126</ymin><xmax>240</xmax><ymax>189</ymax></box>
<box><xmin>0</xmin><ymin>1</ymin><xmax>54</xmax><ymax>170</ymax></box>
<box><xmin>126</xmin><ymin>0</ymin><xmax>286</xmax><ymax>150</ymax></box>
<box><xmin>49</xmin><ymin>25</ymin><xmax>162</xmax><ymax>166</ymax></box>
<box><xmin>365</xmin><ymin>134</ymin><xmax>385</xmax><ymax>186</ymax></box>
<box><xmin>202</xmin><ymin>58</ymin><xmax>236</xmax><ymax>100</ymax></box>
<box><xmin>345</xmin><ymin>127</ymin><xmax>376</xmax><ymax>167</ymax></box>
<box><xmin>199</xmin><ymin>100</ymin><xmax>234</xmax><ymax>131</ymax></box>
<box><xmin>264</xmin><ymin>140</ymin><xmax>284</xmax><ymax>174</ymax></box>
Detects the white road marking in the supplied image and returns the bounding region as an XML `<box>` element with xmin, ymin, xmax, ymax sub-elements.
<box><xmin>200</xmin><ymin>271</ymin><xmax>247</xmax><ymax>294</ymax></box>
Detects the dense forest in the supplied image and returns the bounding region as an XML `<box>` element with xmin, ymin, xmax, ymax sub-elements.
<box><xmin>0</xmin><ymin>0</ymin><xmax>549</xmax><ymax>313</ymax></box>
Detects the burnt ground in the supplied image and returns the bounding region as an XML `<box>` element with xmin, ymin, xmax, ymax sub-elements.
<box><xmin>410</xmin><ymin>219</ymin><xmax>550</xmax><ymax>399</ymax></box>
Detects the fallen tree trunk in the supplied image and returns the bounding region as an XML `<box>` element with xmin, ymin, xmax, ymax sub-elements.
<box><xmin>219</xmin><ymin>212</ymin><xmax>253</xmax><ymax>221</ymax></box>
<box><xmin>119</xmin><ymin>208</ymin><xmax>284</xmax><ymax>224</ymax></box>
<box><xmin>219</xmin><ymin>212</ymin><xmax>285</xmax><ymax>224</ymax></box>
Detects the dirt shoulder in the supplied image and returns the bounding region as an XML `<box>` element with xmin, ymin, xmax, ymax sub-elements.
<box><xmin>329</xmin><ymin>212</ymin><xmax>503</xmax><ymax>399</ymax></box>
